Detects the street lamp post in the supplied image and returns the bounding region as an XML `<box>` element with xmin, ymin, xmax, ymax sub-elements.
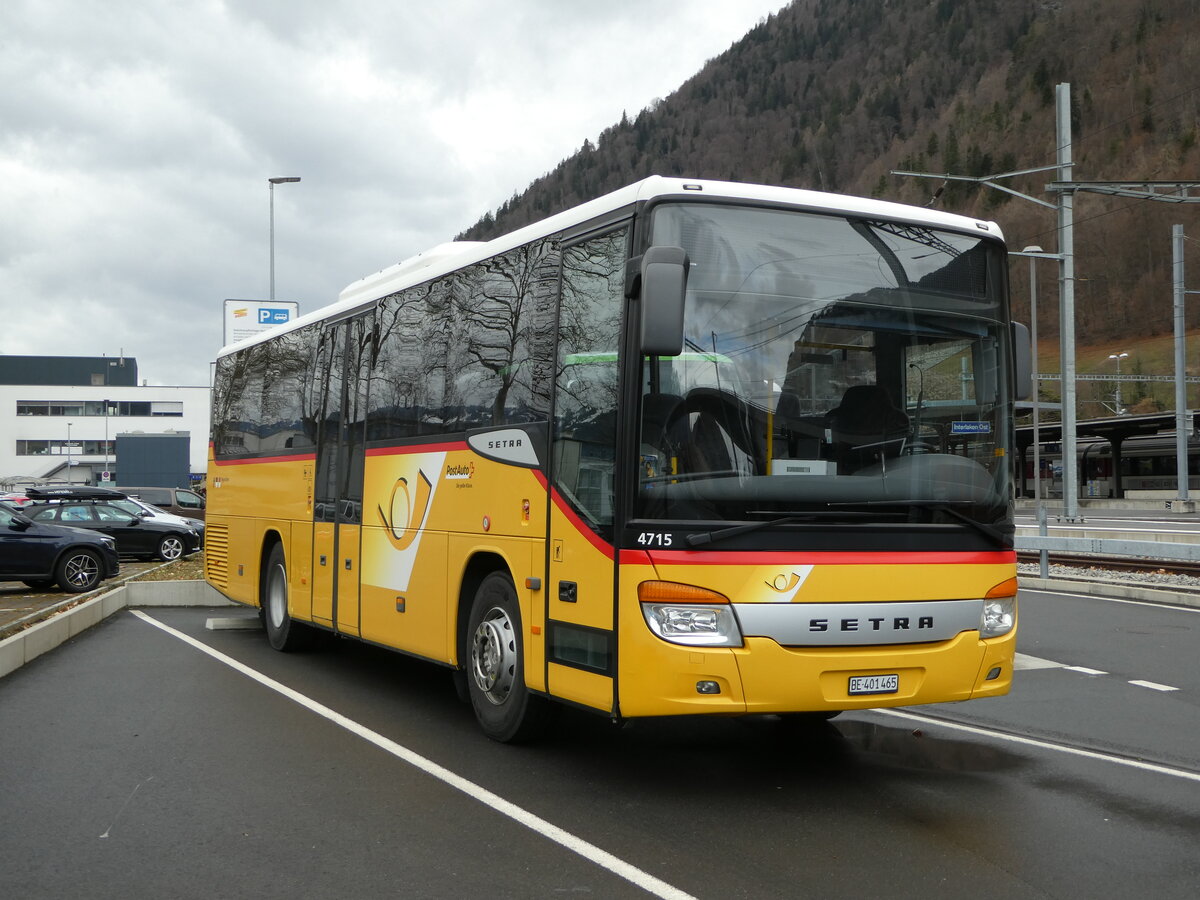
<box><xmin>1023</xmin><ymin>246</ymin><xmax>1044</xmax><ymax>502</ymax></box>
<box><xmin>1108</xmin><ymin>352</ymin><xmax>1129</xmax><ymax>414</ymax></box>
<box><xmin>103</xmin><ymin>399</ymin><xmax>110</xmax><ymax>483</ymax></box>
<box><xmin>268</xmin><ymin>176</ymin><xmax>301</xmax><ymax>300</ymax></box>
<box><xmin>66</xmin><ymin>422</ymin><xmax>73</xmax><ymax>484</ymax></box>
<box><xmin>1013</xmin><ymin>246</ymin><xmax>1062</xmax><ymax>506</ymax></box>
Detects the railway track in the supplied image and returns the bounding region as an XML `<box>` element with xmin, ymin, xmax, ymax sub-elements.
<box><xmin>1016</xmin><ymin>550</ymin><xmax>1200</xmax><ymax>578</ymax></box>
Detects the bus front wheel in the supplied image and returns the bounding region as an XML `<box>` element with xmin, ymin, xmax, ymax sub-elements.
<box><xmin>262</xmin><ymin>543</ymin><xmax>311</xmax><ymax>652</ymax></box>
<box><xmin>466</xmin><ymin>572</ymin><xmax>548</xmax><ymax>742</ymax></box>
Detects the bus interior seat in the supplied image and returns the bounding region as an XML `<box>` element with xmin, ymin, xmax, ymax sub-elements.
<box><xmin>826</xmin><ymin>384</ymin><xmax>910</xmax><ymax>472</ymax></box>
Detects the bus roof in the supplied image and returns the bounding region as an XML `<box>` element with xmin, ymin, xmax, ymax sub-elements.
<box><xmin>217</xmin><ymin>176</ymin><xmax>1005</xmax><ymax>360</ymax></box>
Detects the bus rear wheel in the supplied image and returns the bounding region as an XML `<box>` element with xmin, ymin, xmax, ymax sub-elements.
<box><xmin>262</xmin><ymin>543</ymin><xmax>311</xmax><ymax>652</ymax></box>
<box><xmin>466</xmin><ymin>572</ymin><xmax>549</xmax><ymax>742</ymax></box>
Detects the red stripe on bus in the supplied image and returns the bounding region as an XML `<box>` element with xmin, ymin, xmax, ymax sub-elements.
<box><xmin>549</xmin><ymin>488</ymin><xmax>616</xmax><ymax>560</ymax></box>
<box><xmin>624</xmin><ymin>550</ymin><xmax>1015</xmax><ymax>566</ymax></box>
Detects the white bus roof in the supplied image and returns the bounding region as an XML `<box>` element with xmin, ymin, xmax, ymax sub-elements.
<box><xmin>217</xmin><ymin>176</ymin><xmax>1004</xmax><ymax>359</ymax></box>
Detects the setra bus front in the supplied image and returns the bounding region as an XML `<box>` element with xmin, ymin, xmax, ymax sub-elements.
<box><xmin>601</xmin><ymin>195</ymin><xmax>1024</xmax><ymax>718</ymax></box>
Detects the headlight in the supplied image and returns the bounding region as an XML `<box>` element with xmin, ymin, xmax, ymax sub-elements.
<box><xmin>980</xmin><ymin>577</ymin><xmax>1017</xmax><ymax>638</ymax></box>
<box><xmin>639</xmin><ymin>581</ymin><xmax>743</xmax><ymax>647</ymax></box>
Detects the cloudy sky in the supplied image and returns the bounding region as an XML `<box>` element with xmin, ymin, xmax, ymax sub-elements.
<box><xmin>1</xmin><ymin>0</ymin><xmax>787</xmax><ymax>386</ymax></box>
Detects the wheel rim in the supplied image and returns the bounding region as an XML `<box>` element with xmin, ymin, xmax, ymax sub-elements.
<box><xmin>161</xmin><ymin>537</ymin><xmax>184</xmax><ymax>560</ymax></box>
<box><xmin>471</xmin><ymin>605</ymin><xmax>516</xmax><ymax>705</ymax></box>
<box><xmin>267</xmin><ymin>562</ymin><xmax>287</xmax><ymax>629</ymax></box>
<box><xmin>65</xmin><ymin>553</ymin><xmax>99</xmax><ymax>589</ymax></box>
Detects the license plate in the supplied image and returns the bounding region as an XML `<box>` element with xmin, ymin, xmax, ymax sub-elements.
<box><xmin>848</xmin><ymin>674</ymin><xmax>899</xmax><ymax>695</ymax></box>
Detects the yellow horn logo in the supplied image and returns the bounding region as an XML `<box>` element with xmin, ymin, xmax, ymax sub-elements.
<box><xmin>766</xmin><ymin>572</ymin><xmax>802</xmax><ymax>593</ymax></box>
<box><xmin>378</xmin><ymin>470</ymin><xmax>432</xmax><ymax>550</ymax></box>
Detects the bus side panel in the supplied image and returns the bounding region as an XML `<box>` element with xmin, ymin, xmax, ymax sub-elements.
<box><xmin>311</xmin><ymin>522</ymin><xmax>335</xmax><ymax>626</ymax></box>
<box><xmin>360</xmin><ymin>446</ymin><xmax>549</xmax><ymax>667</ymax></box>
<box><xmin>206</xmin><ymin>512</ymin><xmax>261</xmax><ymax>607</ymax></box>
<box><xmin>360</xmin><ymin>528</ymin><xmax>449</xmax><ymax>662</ymax></box>
<box><xmin>335</xmin><ymin>522</ymin><xmax>361</xmax><ymax>636</ymax></box>
<box><xmin>287</xmin><ymin>518</ymin><xmax>313</xmax><ymax>619</ymax></box>
<box><xmin>545</xmin><ymin>499</ymin><xmax>616</xmax><ymax>712</ymax></box>
<box><xmin>206</xmin><ymin>455</ymin><xmax>315</xmax><ymax>608</ymax></box>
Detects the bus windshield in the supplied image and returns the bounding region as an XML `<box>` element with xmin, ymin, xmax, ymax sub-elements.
<box><xmin>636</xmin><ymin>202</ymin><xmax>1012</xmax><ymax>535</ymax></box>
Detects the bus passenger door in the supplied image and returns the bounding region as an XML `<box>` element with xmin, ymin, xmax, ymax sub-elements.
<box><xmin>311</xmin><ymin>324</ymin><xmax>342</xmax><ymax>627</ymax></box>
<box><xmin>335</xmin><ymin>315</ymin><xmax>371</xmax><ymax>636</ymax></box>
<box><xmin>312</xmin><ymin>314</ymin><xmax>372</xmax><ymax>635</ymax></box>
<box><xmin>545</xmin><ymin>227</ymin><xmax>628</xmax><ymax>714</ymax></box>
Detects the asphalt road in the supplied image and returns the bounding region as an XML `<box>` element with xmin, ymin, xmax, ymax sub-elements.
<box><xmin>1</xmin><ymin>590</ymin><xmax>1197</xmax><ymax>899</ymax></box>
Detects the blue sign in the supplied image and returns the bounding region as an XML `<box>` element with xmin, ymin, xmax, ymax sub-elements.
<box><xmin>950</xmin><ymin>421</ymin><xmax>992</xmax><ymax>435</ymax></box>
<box><xmin>259</xmin><ymin>307</ymin><xmax>292</xmax><ymax>325</ymax></box>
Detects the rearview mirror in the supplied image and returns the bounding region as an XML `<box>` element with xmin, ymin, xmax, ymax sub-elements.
<box><xmin>1011</xmin><ymin>322</ymin><xmax>1032</xmax><ymax>401</ymax></box>
<box><xmin>637</xmin><ymin>246</ymin><xmax>689</xmax><ymax>356</ymax></box>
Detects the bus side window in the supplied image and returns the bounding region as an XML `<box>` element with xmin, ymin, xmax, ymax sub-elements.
<box><xmin>552</xmin><ymin>228</ymin><xmax>628</xmax><ymax>532</ymax></box>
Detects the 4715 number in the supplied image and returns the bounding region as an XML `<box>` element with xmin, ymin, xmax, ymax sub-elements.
<box><xmin>636</xmin><ymin>532</ymin><xmax>674</xmax><ymax>547</ymax></box>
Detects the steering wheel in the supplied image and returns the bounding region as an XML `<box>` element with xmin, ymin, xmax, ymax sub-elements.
<box><xmin>658</xmin><ymin>388</ymin><xmax>761</xmax><ymax>474</ymax></box>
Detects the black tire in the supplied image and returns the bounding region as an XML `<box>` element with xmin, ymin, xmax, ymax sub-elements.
<box><xmin>262</xmin><ymin>543</ymin><xmax>311</xmax><ymax>652</ymax></box>
<box><xmin>157</xmin><ymin>534</ymin><xmax>186</xmax><ymax>561</ymax></box>
<box><xmin>465</xmin><ymin>572</ymin><xmax>549</xmax><ymax>742</ymax></box>
<box><xmin>55</xmin><ymin>549</ymin><xmax>103</xmax><ymax>593</ymax></box>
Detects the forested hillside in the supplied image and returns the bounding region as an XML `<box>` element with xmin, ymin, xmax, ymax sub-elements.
<box><xmin>459</xmin><ymin>0</ymin><xmax>1200</xmax><ymax>390</ymax></box>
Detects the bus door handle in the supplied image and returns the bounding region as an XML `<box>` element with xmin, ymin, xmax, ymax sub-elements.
<box><xmin>559</xmin><ymin>581</ymin><xmax>577</xmax><ymax>603</ymax></box>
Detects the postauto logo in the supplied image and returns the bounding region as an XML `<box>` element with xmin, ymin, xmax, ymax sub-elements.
<box><xmin>258</xmin><ymin>307</ymin><xmax>292</xmax><ymax>325</ymax></box>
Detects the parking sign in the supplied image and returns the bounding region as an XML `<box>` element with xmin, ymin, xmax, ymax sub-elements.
<box><xmin>223</xmin><ymin>299</ymin><xmax>300</xmax><ymax>346</ymax></box>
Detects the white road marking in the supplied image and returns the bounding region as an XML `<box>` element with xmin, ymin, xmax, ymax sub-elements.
<box><xmin>130</xmin><ymin>610</ymin><xmax>696</xmax><ymax>900</ymax></box>
<box><xmin>1018</xmin><ymin>585</ymin><xmax>1200</xmax><ymax>614</ymax></box>
<box><xmin>874</xmin><ymin>708</ymin><xmax>1200</xmax><ymax>783</ymax></box>
<box><xmin>1015</xmin><ymin>654</ymin><xmax>1108</xmax><ymax>676</ymax></box>
<box><xmin>1019</xmin><ymin>654</ymin><xmax>1181</xmax><ymax>691</ymax></box>
<box><xmin>1014</xmin><ymin>653</ymin><xmax>1063</xmax><ymax>670</ymax></box>
<box><xmin>1129</xmin><ymin>680</ymin><xmax>1179</xmax><ymax>692</ymax></box>
<box><xmin>205</xmin><ymin>616</ymin><xmax>260</xmax><ymax>631</ymax></box>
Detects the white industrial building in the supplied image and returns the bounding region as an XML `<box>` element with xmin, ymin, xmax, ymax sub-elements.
<box><xmin>0</xmin><ymin>355</ymin><xmax>210</xmax><ymax>488</ymax></box>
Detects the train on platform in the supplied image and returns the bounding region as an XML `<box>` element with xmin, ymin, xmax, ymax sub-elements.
<box><xmin>1020</xmin><ymin>432</ymin><xmax>1200</xmax><ymax>498</ymax></box>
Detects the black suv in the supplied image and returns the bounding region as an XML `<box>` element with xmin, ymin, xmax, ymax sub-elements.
<box><xmin>0</xmin><ymin>502</ymin><xmax>121</xmax><ymax>593</ymax></box>
<box><xmin>23</xmin><ymin>487</ymin><xmax>200</xmax><ymax>562</ymax></box>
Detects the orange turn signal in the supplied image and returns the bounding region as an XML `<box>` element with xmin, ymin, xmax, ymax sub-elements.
<box><xmin>985</xmin><ymin>577</ymin><xmax>1019</xmax><ymax>599</ymax></box>
<box><xmin>637</xmin><ymin>581</ymin><xmax>730</xmax><ymax>604</ymax></box>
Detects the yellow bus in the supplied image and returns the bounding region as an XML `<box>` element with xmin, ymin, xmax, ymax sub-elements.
<box><xmin>207</xmin><ymin>177</ymin><xmax>1029</xmax><ymax>741</ymax></box>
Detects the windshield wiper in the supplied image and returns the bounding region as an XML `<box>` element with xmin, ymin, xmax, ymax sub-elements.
<box><xmin>828</xmin><ymin>500</ymin><xmax>1010</xmax><ymax>547</ymax></box>
<box><xmin>685</xmin><ymin>511</ymin><xmax>880</xmax><ymax>547</ymax></box>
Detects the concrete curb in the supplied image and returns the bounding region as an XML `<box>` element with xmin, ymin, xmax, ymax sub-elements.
<box><xmin>1018</xmin><ymin>575</ymin><xmax>1200</xmax><ymax>608</ymax></box>
<box><xmin>0</xmin><ymin>580</ymin><xmax>238</xmax><ymax>680</ymax></box>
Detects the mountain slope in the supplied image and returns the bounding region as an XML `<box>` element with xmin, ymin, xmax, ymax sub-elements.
<box><xmin>459</xmin><ymin>0</ymin><xmax>1200</xmax><ymax>363</ymax></box>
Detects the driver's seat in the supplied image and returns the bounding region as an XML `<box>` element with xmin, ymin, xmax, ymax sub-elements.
<box><xmin>826</xmin><ymin>385</ymin><xmax>909</xmax><ymax>473</ymax></box>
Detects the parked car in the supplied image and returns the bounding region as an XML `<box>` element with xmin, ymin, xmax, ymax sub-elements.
<box><xmin>118</xmin><ymin>486</ymin><xmax>206</xmax><ymax>521</ymax></box>
<box><xmin>24</xmin><ymin>495</ymin><xmax>201</xmax><ymax>561</ymax></box>
<box><xmin>0</xmin><ymin>503</ymin><xmax>120</xmax><ymax>593</ymax></box>
<box><xmin>105</xmin><ymin>497</ymin><xmax>205</xmax><ymax>548</ymax></box>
